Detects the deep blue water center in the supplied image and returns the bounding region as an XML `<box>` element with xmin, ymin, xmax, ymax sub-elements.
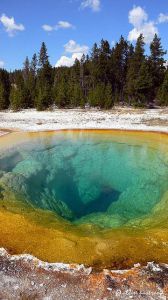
<box><xmin>0</xmin><ymin>131</ymin><xmax>168</xmax><ymax>228</ymax></box>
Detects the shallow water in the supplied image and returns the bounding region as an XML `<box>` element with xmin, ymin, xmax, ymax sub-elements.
<box><xmin>0</xmin><ymin>130</ymin><xmax>168</xmax><ymax>268</ymax></box>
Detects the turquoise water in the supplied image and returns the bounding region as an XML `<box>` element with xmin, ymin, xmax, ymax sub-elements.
<box><xmin>0</xmin><ymin>131</ymin><xmax>168</xmax><ymax>229</ymax></box>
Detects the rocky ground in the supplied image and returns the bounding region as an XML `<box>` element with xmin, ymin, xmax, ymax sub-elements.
<box><xmin>0</xmin><ymin>248</ymin><xmax>168</xmax><ymax>300</ymax></box>
<box><xmin>0</xmin><ymin>107</ymin><xmax>167</xmax><ymax>132</ymax></box>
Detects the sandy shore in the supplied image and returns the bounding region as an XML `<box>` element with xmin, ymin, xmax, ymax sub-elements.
<box><xmin>0</xmin><ymin>107</ymin><xmax>167</xmax><ymax>133</ymax></box>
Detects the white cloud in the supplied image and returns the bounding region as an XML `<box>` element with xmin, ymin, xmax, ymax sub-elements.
<box><xmin>111</xmin><ymin>40</ymin><xmax>115</xmax><ymax>47</ymax></box>
<box><xmin>128</xmin><ymin>6</ymin><xmax>148</xmax><ymax>27</ymax></box>
<box><xmin>64</xmin><ymin>40</ymin><xmax>89</xmax><ymax>53</ymax></box>
<box><xmin>42</xmin><ymin>24</ymin><xmax>53</xmax><ymax>32</ymax></box>
<box><xmin>158</xmin><ymin>13</ymin><xmax>168</xmax><ymax>23</ymax></box>
<box><xmin>128</xmin><ymin>6</ymin><xmax>158</xmax><ymax>44</ymax></box>
<box><xmin>0</xmin><ymin>14</ymin><xmax>25</xmax><ymax>36</ymax></box>
<box><xmin>55</xmin><ymin>53</ymin><xmax>83</xmax><ymax>67</ymax></box>
<box><xmin>81</xmin><ymin>0</ymin><xmax>100</xmax><ymax>12</ymax></box>
<box><xmin>0</xmin><ymin>61</ymin><xmax>5</xmax><ymax>68</ymax></box>
<box><xmin>128</xmin><ymin>22</ymin><xmax>158</xmax><ymax>44</ymax></box>
<box><xmin>55</xmin><ymin>40</ymin><xmax>89</xmax><ymax>67</ymax></box>
<box><xmin>42</xmin><ymin>21</ymin><xmax>74</xmax><ymax>32</ymax></box>
<box><xmin>57</xmin><ymin>21</ymin><xmax>74</xmax><ymax>29</ymax></box>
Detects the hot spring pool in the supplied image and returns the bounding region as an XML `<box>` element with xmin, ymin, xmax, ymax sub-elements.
<box><xmin>0</xmin><ymin>130</ymin><xmax>168</xmax><ymax>268</ymax></box>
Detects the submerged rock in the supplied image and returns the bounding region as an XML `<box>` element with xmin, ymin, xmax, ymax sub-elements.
<box><xmin>13</xmin><ymin>158</ymin><xmax>42</xmax><ymax>178</ymax></box>
<box><xmin>40</xmin><ymin>189</ymin><xmax>74</xmax><ymax>220</ymax></box>
<box><xmin>0</xmin><ymin>172</ymin><xmax>29</xmax><ymax>201</ymax></box>
<box><xmin>108</xmin><ymin>182</ymin><xmax>161</xmax><ymax>220</ymax></box>
<box><xmin>75</xmin><ymin>212</ymin><xmax>126</xmax><ymax>228</ymax></box>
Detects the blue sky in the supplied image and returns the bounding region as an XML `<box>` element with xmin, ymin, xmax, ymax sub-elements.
<box><xmin>0</xmin><ymin>0</ymin><xmax>168</xmax><ymax>70</ymax></box>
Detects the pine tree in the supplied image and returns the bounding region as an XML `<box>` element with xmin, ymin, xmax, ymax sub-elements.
<box><xmin>22</xmin><ymin>57</ymin><xmax>33</xmax><ymax>108</ymax></box>
<box><xmin>28</xmin><ymin>53</ymin><xmax>38</xmax><ymax>106</ymax></box>
<box><xmin>0</xmin><ymin>69</ymin><xmax>10</xmax><ymax>109</ymax></box>
<box><xmin>157</xmin><ymin>69</ymin><xmax>168</xmax><ymax>105</ymax></box>
<box><xmin>90</xmin><ymin>43</ymin><xmax>100</xmax><ymax>86</ymax></box>
<box><xmin>36</xmin><ymin>43</ymin><xmax>53</xmax><ymax>109</ymax></box>
<box><xmin>23</xmin><ymin>57</ymin><xmax>30</xmax><ymax>82</ymax></box>
<box><xmin>0</xmin><ymin>82</ymin><xmax>6</xmax><ymax>110</ymax></box>
<box><xmin>134</xmin><ymin>61</ymin><xmax>153</xmax><ymax>106</ymax></box>
<box><xmin>70</xmin><ymin>82</ymin><xmax>83</xmax><ymax>107</ymax></box>
<box><xmin>104</xmin><ymin>83</ymin><xmax>114</xmax><ymax>109</ymax></box>
<box><xmin>35</xmin><ymin>85</ymin><xmax>52</xmax><ymax>110</ymax></box>
<box><xmin>10</xmin><ymin>70</ymin><xmax>27</xmax><ymax>109</ymax></box>
<box><xmin>80</xmin><ymin>54</ymin><xmax>85</xmax><ymax>90</ymax></box>
<box><xmin>91</xmin><ymin>43</ymin><xmax>99</xmax><ymax>62</ymax></box>
<box><xmin>88</xmin><ymin>83</ymin><xmax>105</xmax><ymax>107</ymax></box>
<box><xmin>54</xmin><ymin>77</ymin><xmax>68</xmax><ymax>108</ymax></box>
<box><xmin>125</xmin><ymin>34</ymin><xmax>145</xmax><ymax>105</ymax></box>
<box><xmin>39</xmin><ymin>42</ymin><xmax>49</xmax><ymax>67</ymax></box>
<box><xmin>10</xmin><ymin>85</ymin><xmax>23</xmax><ymax>111</ymax></box>
<box><xmin>31</xmin><ymin>53</ymin><xmax>38</xmax><ymax>75</ymax></box>
<box><xmin>111</xmin><ymin>36</ymin><xmax>129</xmax><ymax>102</ymax></box>
<box><xmin>149</xmin><ymin>34</ymin><xmax>166</xmax><ymax>99</ymax></box>
<box><xmin>98</xmin><ymin>39</ymin><xmax>111</xmax><ymax>84</ymax></box>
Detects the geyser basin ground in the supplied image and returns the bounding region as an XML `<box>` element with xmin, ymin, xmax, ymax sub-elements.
<box><xmin>0</xmin><ymin>130</ymin><xmax>168</xmax><ymax>268</ymax></box>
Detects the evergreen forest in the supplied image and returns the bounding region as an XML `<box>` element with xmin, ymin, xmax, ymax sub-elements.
<box><xmin>0</xmin><ymin>34</ymin><xmax>168</xmax><ymax>111</ymax></box>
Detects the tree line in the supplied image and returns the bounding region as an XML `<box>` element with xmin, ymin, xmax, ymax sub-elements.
<box><xmin>0</xmin><ymin>34</ymin><xmax>168</xmax><ymax>111</ymax></box>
